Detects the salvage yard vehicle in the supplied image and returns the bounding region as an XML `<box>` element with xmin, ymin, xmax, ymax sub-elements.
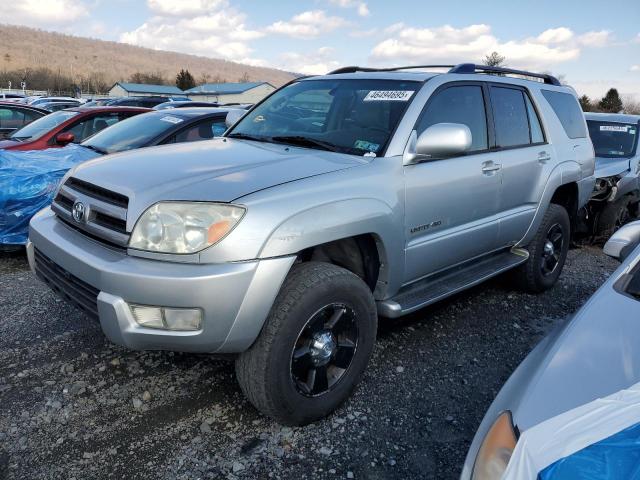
<box><xmin>38</xmin><ymin>100</ymin><xmax>83</xmax><ymax>112</ymax></box>
<box><xmin>27</xmin><ymin>63</ymin><xmax>595</xmax><ymax>425</ymax></box>
<box><xmin>578</xmin><ymin>113</ymin><xmax>640</xmax><ymax>240</ymax></box>
<box><xmin>461</xmin><ymin>221</ymin><xmax>640</xmax><ymax>480</ymax></box>
<box><xmin>153</xmin><ymin>100</ymin><xmax>219</xmax><ymax>110</ymax></box>
<box><xmin>0</xmin><ymin>102</ymin><xmax>48</xmax><ymax>139</ymax></box>
<box><xmin>0</xmin><ymin>106</ymin><xmax>149</xmax><ymax>151</ymax></box>
<box><xmin>0</xmin><ymin>107</ymin><xmax>235</xmax><ymax>248</ymax></box>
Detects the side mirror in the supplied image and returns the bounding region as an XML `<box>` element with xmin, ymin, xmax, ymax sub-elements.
<box><xmin>225</xmin><ymin>109</ymin><xmax>246</xmax><ymax>128</ymax></box>
<box><xmin>603</xmin><ymin>221</ymin><xmax>640</xmax><ymax>261</ymax></box>
<box><xmin>405</xmin><ymin>123</ymin><xmax>472</xmax><ymax>164</ymax></box>
<box><xmin>56</xmin><ymin>132</ymin><xmax>75</xmax><ymax>145</ymax></box>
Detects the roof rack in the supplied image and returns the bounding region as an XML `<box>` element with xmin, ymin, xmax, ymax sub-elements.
<box><xmin>327</xmin><ymin>63</ymin><xmax>561</xmax><ymax>86</ymax></box>
<box><xmin>448</xmin><ymin>63</ymin><xmax>561</xmax><ymax>86</ymax></box>
<box><xmin>328</xmin><ymin>65</ymin><xmax>455</xmax><ymax>75</ymax></box>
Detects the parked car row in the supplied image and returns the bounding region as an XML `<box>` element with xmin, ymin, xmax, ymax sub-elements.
<box><xmin>0</xmin><ymin>107</ymin><xmax>239</xmax><ymax>247</ymax></box>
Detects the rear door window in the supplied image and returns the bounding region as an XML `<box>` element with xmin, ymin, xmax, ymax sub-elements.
<box><xmin>490</xmin><ymin>87</ymin><xmax>530</xmax><ymax>148</ymax></box>
<box><xmin>417</xmin><ymin>85</ymin><xmax>488</xmax><ymax>152</ymax></box>
<box><xmin>63</xmin><ymin>113</ymin><xmax>120</xmax><ymax>143</ymax></box>
<box><xmin>541</xmin><ymin>90</ymin><xmax>587</xmax><ymax>139</ymax></box>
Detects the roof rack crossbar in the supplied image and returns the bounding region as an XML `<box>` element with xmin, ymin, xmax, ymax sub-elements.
<box><xmin>327</xmin><ymin>65</ymin><xmax>456</xmax><ymax>75</ymax></box>
<box><xmin>327</xmin><ymin>63</ymin><xmax>561</xmax><ymax>86</ymax></box>
<box><xmin>448</xmin><ymin>63</ymin><xmax>561</xmax><ymax>86</ymax></box>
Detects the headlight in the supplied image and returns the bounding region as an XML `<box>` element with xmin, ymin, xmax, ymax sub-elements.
<box><xmin>129</xmin><ymin>202</ymin><xmax>245</xmax><ymax>254</ymax></box>
<box><xmin>472</xmin><ymin>411</ymin><xmax>517</xmax><ymax>480</ymax></box>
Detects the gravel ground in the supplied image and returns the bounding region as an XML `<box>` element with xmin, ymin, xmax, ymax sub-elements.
<box><xmin>0</xmin><ymin>246</ymin><xmax>618</xmax><ymax>480</ymax></box>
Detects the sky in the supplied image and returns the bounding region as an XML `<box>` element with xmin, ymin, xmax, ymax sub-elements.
<box><xmin>1</xmin><ymin>0</ymin><xmax>639</xmax><ymax>99</ymax></box>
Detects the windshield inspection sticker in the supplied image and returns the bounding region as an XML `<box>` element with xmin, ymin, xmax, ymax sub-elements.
<box><xmin>600</xmin><ymin>125</ymin><xmax>629</xmax><ymax>132</ymax></box>
<box><xmin>363</xmin><ymin>90</ymin><xmax>414</xmax><ymax>102</ymax></box>
<box><xmin>159</xmin><ymin>115</ymin><xmax>184</xmax><ymax>124</ymax></box>
<box><xmin>354</xmin><ymin>140</ymin><xmax>380</xmax><ymax>152</ymax></box>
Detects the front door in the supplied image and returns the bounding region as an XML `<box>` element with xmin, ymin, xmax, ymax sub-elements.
<box><xmin>403</xmin><ymin>83</ymin><xmax>502</xmax><ymax>283</ymax></box>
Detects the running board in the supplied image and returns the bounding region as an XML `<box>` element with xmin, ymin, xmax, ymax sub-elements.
<box><xmin>377</xmin><ymin>248</ymin><xmax>529</xmax><ymax>318</ymax></box>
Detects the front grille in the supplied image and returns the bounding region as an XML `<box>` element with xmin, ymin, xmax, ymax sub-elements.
<box><xmin>34</xmin><ymin>248</ymin><xmax>100</xmax><ymax>320</ymax></box>
<box><xmin>66</xmin><ymin>177</ymin><xmax>129</xmax><ymax>208</ymax></box>
<box><xmin>93</xmin><ymin>211</ymin><xmax>127</xmax><ymax>234</ymax></box>
<box><xmin>52</xmin><ymin>178</ymin><xmax>130</xmax><ymax>247</ymax></box>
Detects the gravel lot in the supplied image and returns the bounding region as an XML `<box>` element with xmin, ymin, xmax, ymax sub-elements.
<box><xmin>0</xmin><ymin>246</ymin><xmax>618</xmax><ymax>480</ymax></box>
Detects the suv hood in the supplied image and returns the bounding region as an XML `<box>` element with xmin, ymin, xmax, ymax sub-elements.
<box><xmin>70</xmin><ymin>138</ymin><xmax>368</xmax><ymax>217</ymax></box>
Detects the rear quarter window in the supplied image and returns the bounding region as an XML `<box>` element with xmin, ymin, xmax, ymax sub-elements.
<box><xmin>541</xmin><ymin>90</ymin><xmax>586</xmax><ymax>139</ymax></box>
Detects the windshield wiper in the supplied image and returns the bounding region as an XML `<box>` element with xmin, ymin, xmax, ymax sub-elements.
<box><xmin>227</xmin><ymin>132</ymin><xmax>270</xmax><ymax>142</ymax></box>
<box><xmin>82</xmin><ymin>144</ymin><xmax>108</xmax><ymax>155</ymax></box>
<box><xmin>9</xmin><ymin>136</ymin><xmax>30</xmax><ymax>142</ymax></box>
<box><xmin>270</xmin><ymin>135</ymin><xmax>340</xmax><ymax>153</ymax></box>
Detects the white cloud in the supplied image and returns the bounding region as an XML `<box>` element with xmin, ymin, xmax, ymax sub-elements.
<box><xmin>329</xmin><ymin>0</ymin><xmax>369</xmax><ymax>16</ymax></box>
<box><xmin>277</xmin><ymin>47</ymin><xmax>340</xmax><ymax>75</ymax></box>
<box><xmin>632</xmin><ymin>65</ymin><xmax>640</xmax><ymax>72</ymax></box>
<box><xmin>266</xmin><ymin>10</ymin><xmax>349</xmax><ymax>39</ymax></box>
<box><xmin>147</xmin><ymin>0</ymin><xmax>225</xmax><ymax>17</ymax></box>
<box><xmin>578</xmin><ymin>30</ymin><xmax>611</xmax><ymax>47</ymax></box>
<box><xmin>1</xmin><ymin>0</ymin><xmax>89</xmax><ymax>27</ymax></box>
<box><xmin>370</xmin><ymin>24</ymin><xmax>609</xmax><ymax>69</ymax></box>
<box><xmin>120</xmin><ymin>2</ymin><xmax>263</xmax><ymax>62</ymax></box>
<box><xmin>537</xmin><ymin>27</ymin><xmax>573</xmax><ymax>44</ymax></box>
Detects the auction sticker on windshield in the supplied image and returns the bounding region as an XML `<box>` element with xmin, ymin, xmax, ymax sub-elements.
<box><xmin>363</xmin><ymin>91</ymin><xmax>414</xmax><ymax>101</ymax></box>
<box><xmin>159</xmin><ymin>115</ymin><xmax>184</xmax><ymax>124</ymax></box>
<box><xmin>600</xmin><ymin>125</ymin><xmax>629</xmax><ymax>132</ymax></box>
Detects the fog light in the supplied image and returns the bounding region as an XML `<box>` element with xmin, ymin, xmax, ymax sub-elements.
<box><xmin>164</xmin><ymin>308</ymin><xmax>202</xmax><ymax>331</ymax></box>
<box><xmin>130</xmin><ymin>305</ymin><xmax>164</xmax><ymax>329</ymax></box>
<box><xmin>129</xmin><ymin>305</ymin><xmax>202</xmax><ymax>331</ymax></box>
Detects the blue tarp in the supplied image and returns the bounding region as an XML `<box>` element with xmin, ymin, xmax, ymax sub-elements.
<box><xmin>0</xmin><ymin>145</ymin><xmax>101</xmax><ymax>245</ymax></box>
<box><xmin>539</xmin><ymin>421</ymin><xmax>640</xmax><ymax>480</ymax></box>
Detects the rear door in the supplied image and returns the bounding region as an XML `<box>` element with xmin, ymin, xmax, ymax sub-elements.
<box><xmin>403</xmin><ymin>82</ymin><xmax>503</xmax><ymax>282</ymax></box>
<box><xmin>487</xmin><ymin>84</ymin><xmax>550</xmax><ymax>245</ymax></box>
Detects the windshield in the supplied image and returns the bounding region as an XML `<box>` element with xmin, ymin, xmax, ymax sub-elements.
<box><xmin>82</xmin><ymin>111</ymin><xmax>181</xmax><ymax>154</ymax></box>
<box><xmin>10</xmin><ymin>110</ymin><xmax>79</xmax><ymax>141</ymax></box>
<box><xmin>227</xmin><ymin>79</ymin><xmax>422</xmax><ymax>155</ymax></box>
<box><xmin>587</xmin><ymin>120</ymin><xmax>638</xmax><ymax>158</ymax></box>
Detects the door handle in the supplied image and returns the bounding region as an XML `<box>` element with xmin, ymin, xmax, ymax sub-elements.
<box><xmin>481</xmin><ymin>161</ymin><xmax>501</xmax><ymax>175</ymax></box>
<box><xmin>538</xmin><ymin>151</ymin><xmax>552</xmax><ymax>163</ymax></box>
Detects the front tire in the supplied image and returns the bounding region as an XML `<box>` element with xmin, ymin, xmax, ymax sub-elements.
<box><xmin>514</xmin><ymin>203</ymin><xmax>570</xmax><ymax>293</ymax></box>
<box><xmin>235</xmin><ymin>262</ymin><xmax>377</xmax><ymax>426</ymax></box>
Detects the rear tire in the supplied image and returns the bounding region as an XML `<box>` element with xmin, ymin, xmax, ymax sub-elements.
<box><xmin>513</xmin><ymin>203</ymin><xmax>570</xmax><ymax>293</ymax></box>
<box><xmin>235</xmin><ymin>262</ymin><xmax>377</xmax><ymax>426</ymax></box>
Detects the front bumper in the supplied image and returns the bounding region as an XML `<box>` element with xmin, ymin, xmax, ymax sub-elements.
<box><xmin>577</xmin><ymin>174</ymin><xmax>596</xmax><ymax>210</ymax></box>
<box><xmin>28</xmin><ymin>208</ymin><xmax>295</xmax><ymax>353</ymax></box>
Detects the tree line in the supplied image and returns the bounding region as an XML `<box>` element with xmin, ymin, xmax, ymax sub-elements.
<box><xmin>0</xmin><ymin>67</ymin><xmax>251</xmax><ymax>95</ymax></box>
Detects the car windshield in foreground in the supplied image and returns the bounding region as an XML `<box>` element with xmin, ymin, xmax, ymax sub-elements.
<box><xmin>227</xmin><ymin>78</ymin><xmax>422</xmax><ymax>155</ymax></box>
<box><xmin>81</xmin><ymin>111</ymin><xmax>183</xmax><ymax>154</ymax></box>
<box><xmin>587</xmin><ymin>121</ymin><xmax>638</xmax><ymax>158</ymax></box>
<box><xmin>9</xmin><ymin>110</ymin><xmax>79</xmax><ymax>141</ymax></box>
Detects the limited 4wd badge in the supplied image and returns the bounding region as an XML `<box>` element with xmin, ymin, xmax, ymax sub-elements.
<box><xmin>363</xmin><ymin>90</ymin><xmax>414</xmax><ymax>101</ymax></box>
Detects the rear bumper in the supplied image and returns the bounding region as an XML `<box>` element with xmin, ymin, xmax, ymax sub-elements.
<box><xmin>28</xmin><ymin>208</ymin><xmax>295</xmax><ymax>353</ymax></box>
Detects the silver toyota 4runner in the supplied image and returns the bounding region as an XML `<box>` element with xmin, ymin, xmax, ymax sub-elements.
<box><xmin>27</xmin><ymin>64</ymin><xmax>595</xmax><ymax>425</ymax></box>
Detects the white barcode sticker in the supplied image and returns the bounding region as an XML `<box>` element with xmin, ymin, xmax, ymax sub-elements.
<box><xmin>160</xmin><ymin>115</ymin><xmax>184</xmax><ymax>124</ymax></box>
<box><xmin>600</xmin><ymin>125</ymin><xmax>629</xmax><ymax>132</ymax></box>
<box><xmin>363</xmin><ymin>90</ymin><xmax>414</xmax><ymax>102</ymax></box>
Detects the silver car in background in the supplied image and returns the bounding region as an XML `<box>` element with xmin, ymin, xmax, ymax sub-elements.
<box><xmin>579</xmin><ymin>113</ymin><xmax>640</xmax><ymax>240</ymax></box>
<box><xmin>462</xmin><ymin>222</ymin><xmax>640</xmax><ymax>479</ymax></box>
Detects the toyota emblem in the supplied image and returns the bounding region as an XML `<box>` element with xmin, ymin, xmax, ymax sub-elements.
<box><xmin>72</xmin><ymin>201</ymin><xmax>86</xmax><ymax>223</ymax></box>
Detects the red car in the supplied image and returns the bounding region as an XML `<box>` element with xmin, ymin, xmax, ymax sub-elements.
<box><xmin>0</xmin><ymin>106</ymin><xmax>149</xmax><ymax>151</ymax></box>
